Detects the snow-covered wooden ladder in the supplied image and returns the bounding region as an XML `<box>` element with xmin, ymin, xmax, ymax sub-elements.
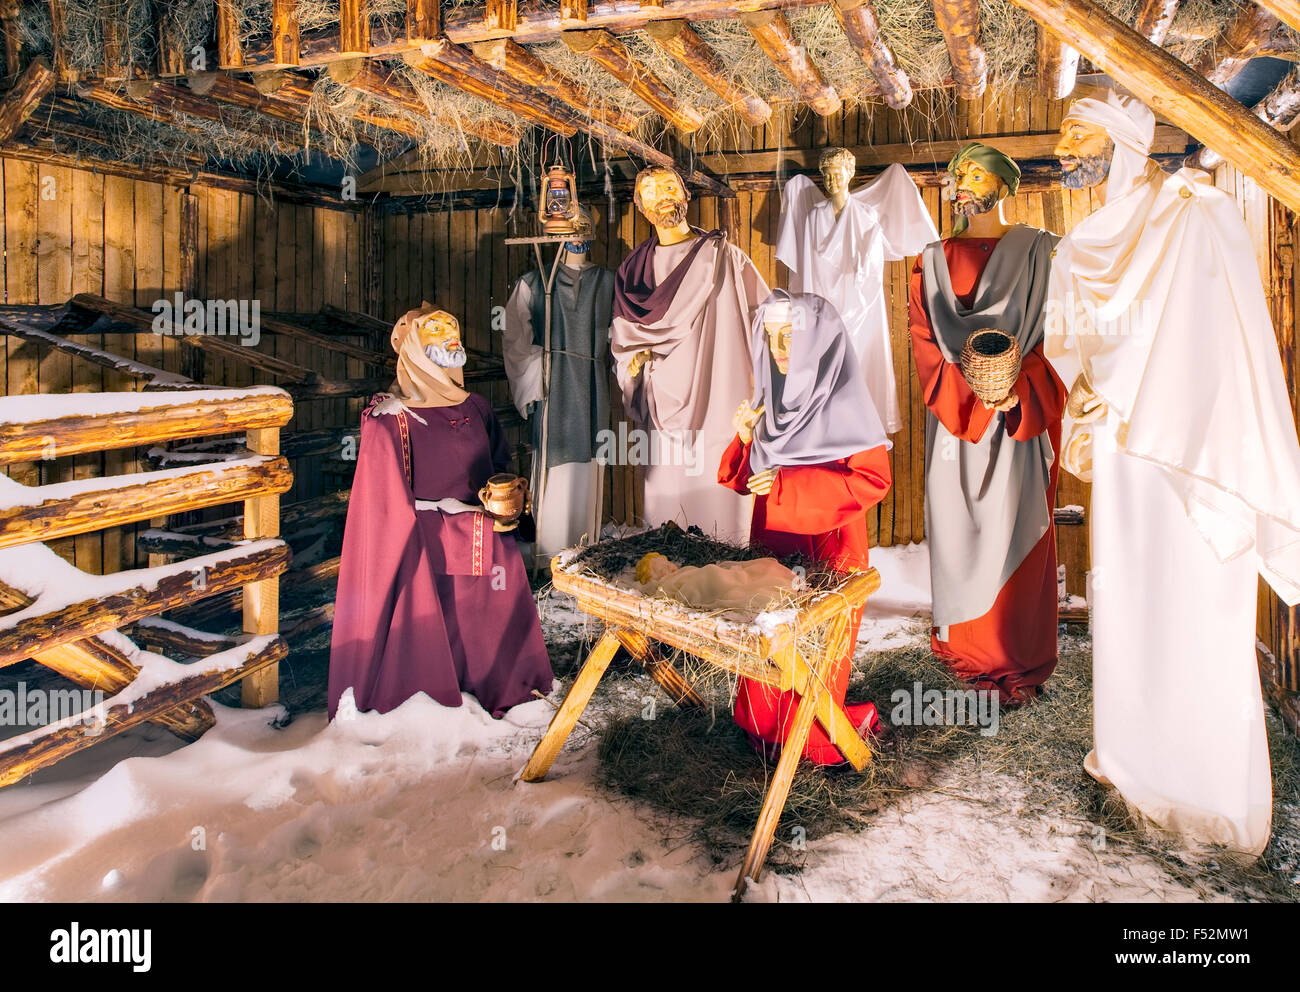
<box><xmin>0</xmin><ymin>388</ymin><xmax>294</xmax><ymax>787</ymax></box>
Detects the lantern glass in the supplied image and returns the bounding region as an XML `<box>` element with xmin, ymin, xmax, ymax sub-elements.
<box><xmin>541</xmin><ymin>164</ymin><xmax>579</xmax><ymax>235</ymax></box>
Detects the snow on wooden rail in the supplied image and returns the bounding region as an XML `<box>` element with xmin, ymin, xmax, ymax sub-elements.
<box><xmin>0</xmin><ymin>387</ymin><xmax>292</xmax><ymax>787</ymax></box>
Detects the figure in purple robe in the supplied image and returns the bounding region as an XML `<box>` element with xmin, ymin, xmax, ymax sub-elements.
<box><xmin>328</xmin><ymin>305</ymin><xmax>553</xmax><ymax>719</ymax></box>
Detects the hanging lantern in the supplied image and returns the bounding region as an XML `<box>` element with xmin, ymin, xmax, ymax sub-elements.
<box><xmin>540</xmin><ymin>162</ymin><xmax>579</xmax><ymax>235</ymax></box>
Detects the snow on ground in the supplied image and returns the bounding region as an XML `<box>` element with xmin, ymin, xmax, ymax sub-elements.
<box><xmin>0</xmin><ymin>544</ymin><xmax>1224</xmax><ymax>902</ymax></box>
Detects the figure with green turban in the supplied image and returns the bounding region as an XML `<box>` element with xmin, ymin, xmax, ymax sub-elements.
<box><xmin>906</xmin><ymin>141</ymin><xmax>1067</xmax><ymax>703</ymax></box>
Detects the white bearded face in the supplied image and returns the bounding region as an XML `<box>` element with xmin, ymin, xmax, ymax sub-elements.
<box><xmin>425</xmin><ymin>343</ymin><xmax>467</xmax><ymax>368</ymax></box>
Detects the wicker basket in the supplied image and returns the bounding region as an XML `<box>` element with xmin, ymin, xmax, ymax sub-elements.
<box><xmin>959</xmin><ymin>328</ymin><xmax>1021</xmax><ymax>404</ymax></box>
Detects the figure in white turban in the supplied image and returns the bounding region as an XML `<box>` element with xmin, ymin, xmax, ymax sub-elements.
<box><xmin>777</xmin><ymin>153</ymin><xmax>938</xmax><ymax>432</ymax></box>
<box><xmin>1047</xmin><ymin>89</ymin><xmax>1300</xmax><ymax>856</ymax></box>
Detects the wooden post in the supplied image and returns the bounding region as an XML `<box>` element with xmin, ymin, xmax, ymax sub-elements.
<box><xmin>1007</xmin><ymin>0</ymin><xmax>1300</xmax><ymax>215</ymax></box>
<box><xmin>742</xmin><ymin>10</ymin><xmax>841</xmax><ymax>116</ymax></box>
<box><xmin>340</xmin><ymin>0</ymin><xmax>372</xmax><ymax>55</ymax></box>
<box><xmin>0</xmin><ymin>0</ymin><xmax>22</xmax><ymax>78</ymax></box>
<box><xmin>643</xmin><ymin>20</ymin><xmax>772</xmax><ymax>125</ymax></box>
<box><xmin>408</xmin><ymin>0</ymin><xmax>442</xmax><ymax>41</ymax></box>
<box><xmin>215</xmin><ymin>0</ymin><xmax>245</xmax><ymax>69</ymax></box>
<box><xmin>46</xmin><ymin>1</ymin><xmax>77</xmax><ymax>82</ymax></box>
<box><xmin>485</xmin><ymin>0</ymin><xmax>518</xmax><ymax>32</ymax></box>
<box><xmin>272</xmin><ymin>0</ymin><xmax>301</xmax><ymax>67</ymax></box>
<box><xmin>241</xmin><ymin>427</ymin><xmax>282</xmax><ymax>707</ymax></box>
<box><xmin>1133</xmin><ymin>0</ymin><xmax>1181</xmax><ymax>44</ymax></box>
<box><xmin>157</xmin><ymin>1</ymin><xmax>187</xmax><ymax>76</ymax></box>
<box><xmin>832</xmin><ymin>0</ymin><xmax>912</xmax><ymax>110</ymax></box>
<box><xmin>100</xmin><ymin>0</ymin><xmax>128</xmax><ymax>81</ymax></box>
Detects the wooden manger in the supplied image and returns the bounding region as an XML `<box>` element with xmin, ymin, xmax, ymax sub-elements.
<box><xmin>0</xmin><ymin>387</ymin><xmax>294</xmax><ymax>787</ymax></box>
<box><xmin>522</xmin><ymin>547</ymin><xmax>881</xmax><ymax>902</ymax></box>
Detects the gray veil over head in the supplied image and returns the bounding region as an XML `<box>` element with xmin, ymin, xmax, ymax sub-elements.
<box><xmin>748</xmin><ymin>290</ymin><xmax>891</xmax><ymax>474</ymax></box>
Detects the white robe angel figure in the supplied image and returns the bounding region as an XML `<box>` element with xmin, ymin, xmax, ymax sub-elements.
<box><xmin>776</xmin><ymin>153</ymin><xmax>937</xmax><ymax>433</ymax></box>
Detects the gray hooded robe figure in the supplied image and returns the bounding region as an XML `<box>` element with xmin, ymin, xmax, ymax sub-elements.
<box><xmin>918</xmin><ymin>224</ymin><xmax>1059</xmax><ymax>630</ymax></box>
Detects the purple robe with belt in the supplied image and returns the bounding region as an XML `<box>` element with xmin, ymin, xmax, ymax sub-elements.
<box><xmin>327</xmin><ymin>392</ymin><xmax>553</xmax><ymax>719</ymax></box>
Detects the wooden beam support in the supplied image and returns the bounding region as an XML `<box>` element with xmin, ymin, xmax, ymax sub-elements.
<box><xmin>0</xmin><ymin>59</ymin><xmax>55</xmax><ymax>143</ymax></box>
<box><xmin>563</xmin><ymin>29</ymin><xmax>704</xmax><ymax>131</ymax></box>
<box><xmin>216</xmin><ymin>0</ymin><xmax>245</xmax><ymax>69</ymax></box>
<box><xmin>408</xmin><ymin>0</ymin><xmax>443</xmax><ymax>41</ymax></box>
<box><xmin>411</xmin><ymin>40</ymin><xmax>581</xmax><ymax>135</ymax></box>
<box><xmin>485</xmin><ymin>0</ymin><xmax>519</xmax><ymax>32</ymax></box>
<box><xmin>330</xmin><ymin>58</ymin><xmax>524</xmax><ymax>146</ymax></box>
<box><xmin>471</xmin><ymin>38</ymin><xmax>641</xmax><ymax>132</ymax></box>
<box><xmin>240</xmin><ymin>428</ymin><xmax>281</xmax><ymax>707</ymax></box>
<box><xmin>1195</xmin><ymin>66</ymin><xmax>1300</xmax><ymax>169</ymax></box>
<box><xmin>156</xmin><ymin>1</ymin><xmax>188</xmax><ymax>77</ymax></box>
<box><xmin>643</xmin><ymin>20</ymin><xmax>772</xmax><ymax>125</ymax></box>
<box><xmin>831</xmin><ymin>0</ymin><xmax>911</xmax><ymax>110</ymax></box>
<box><xmin>1007</xmin><ymin>0</ymin><xmax>1300</xmax><ymax>214</ymax></box>
<box><xmin>1036</xmin><ymin>24</ymin><xmax>1079</xmax><ymax>100</ymax></box>
<box><xmin>930</xmin><ymin>0</ymin><xmax>987</xmax><ymax>99</ymax></box>
<box><xmin>272</xmin><ymin>0</ymin><xmax>302</xmax><ymax>67</ymax></box>
<box><xmin>340</xmin><ymin>0</ymin><xmax>372</xmax><ymax>56</ymax></box>
<box><xmin>741</xmin><ymin>10</ymin><xmax>841</xmax><ymax>116</ymax></box>
<box><xmin>1194</xmin><ymin>2</ymin><xmax>1281</xmax><ymax>88</ymax></box>
<box><xmin>561</xmin><ymin>0</ymin><xmax>589</xmax><ymax>23</ymax></box>
<box><xmin>1133</xmin><ymin>0</ymin><xmax>1181</xmax><ymax>45</ymax></box>
<box><xmin>100</xmin><ymin>0</ymin><xmax>128</xmax><ymax>81</ymax></box>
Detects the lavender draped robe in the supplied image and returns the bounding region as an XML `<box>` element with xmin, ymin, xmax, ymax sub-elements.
<box><xmin>327</xmin><ymin>392</ymin><xmax>553</xmax><ymax>719</ymax></box>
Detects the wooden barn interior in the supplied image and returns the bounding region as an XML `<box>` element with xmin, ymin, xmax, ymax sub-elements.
<box><xmin>0</xmin><ymin>0</ymin><xmax>1298</xmax><ymax>789</ymax></box>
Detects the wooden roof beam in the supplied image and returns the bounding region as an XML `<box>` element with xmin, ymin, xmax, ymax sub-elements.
<box><xmin>741</xmin><ymin>10</ymin><xmax>840</xmax><ymax>116</ymax></box>
<box><xmin>410</xmin><ymin>40</ymin><xmax>581</xmax><ymax>135</ymax></box>
<box><xmin>470</xmin><ymin>38</ymin><xmax>641</xmax><ymax>133</ymax></box>
<box><xmin>326</xmin><ymin>59</ymin><xmax>523</xmax><ymax>146</ymax></box>
<box><xmin>1194</xmin><ymin>2</ymin><xmax>1281</xmax><ymax>88</ymax></box>
<box><xmin>831</xmin><ymin>0</ymin><xmax>911</xmax><ymax>110</ymax></box>
<box><xmin>563</xmin><ymin>29</ymin><xmax>704</xmax><ymax>132</ymax></box>
<box><xmin>1195</xmin><ymin>66</ymin><xmax>1300</xmax><ymax>169</ymax></box>
<box><xmin>1133</xmin><ymin>0</ymin><xmax>1181</xmax><ymax>45</ymax></box>
<box><xmin>1036</xmin><ymin>25</ymin><xmax>1079</xmax><ymax>99</ymax></box>
<box><xmin>644</xmin><ymin>20</ymin><xmax>772</xmax><ymax>127</ymax></box>
<box><xmin>0</xmin><ymin>59</ymin><xmax>55</xmax><ymax>143</ymax></box>
<box><xmin>930</xmin><ymin>0</ymin><xmax>987</xmax><ymax>99</ymax></box>
<box><xmin>1254</xmin><ymin>1</ymin><xmax>1300</xmax><ymax>37</ymax></box>
<box><xmin>1007</xmin><ymin>0</ymin><xmax>1300</xmax><ymax>214</ymax></box>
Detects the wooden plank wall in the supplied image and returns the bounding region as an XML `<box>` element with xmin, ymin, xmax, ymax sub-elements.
<box><xmin>377</xmin><ymin>83</ymin><xmax>1097</xmax><ymax>596</ymax></box>
<box><xmin>0</xmin><ymin>157</ymin><xmax>368</xmax><ymax>573</ymax></box>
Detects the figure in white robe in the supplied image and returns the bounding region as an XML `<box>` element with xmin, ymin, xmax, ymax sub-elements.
<box><xmin>777</xmin><ymin>156</ymin><xmax>938</xmax><ymax>432</ymax></box>
<box><xmin>1046</xmin><ymin>89</ymin><xmax>1300</xmax><ymax>857</ymax></box>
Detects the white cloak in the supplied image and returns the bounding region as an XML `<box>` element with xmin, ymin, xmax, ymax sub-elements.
<box><xmin>776</xmin><ymin>162</ymin><xmax>938</xmax><ymax>432</ymax></box>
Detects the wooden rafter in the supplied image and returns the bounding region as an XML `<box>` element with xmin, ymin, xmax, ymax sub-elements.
<box><xmin>411</xmin><ymin>41</ymin><xmax>581</xmax><ymax>135</ymax></box>
<box><xmin>643</xmin><ymin>21</ymin><xmax>770</xmax><ymax>126</ymax></box>
<box><xmin>1008</xmin><ymin>0</ymin><xmax>1300</xmax><ymax>214</ymax></box>
<box><xmin>831</xmin><ymin>0</ymin><xmax>910</xmax><ymax>110</ymax></box>
<box><xmin>1255</xmin><ymin>1</ymin><xmax>1300</xmax><ymax>36</ymax></box>
<box><xmin>0</xmin><ymin>59</ymin><xmax>56</xmax><ymax>143</ymax></box>
<box><xmin>1133</xmin><ymin>0</ymin><xmax>1181</xmax><ymax>44</ymax></box>
<box><xmin>742</xmin><ymin>10</ymin><xmax>841</xmax><ymax>116</ymax></box>
<box><xmin>563</xmin><ymin>29</ymin><xmax>704</xmax><ymax>132</ymax></box>
<box><xmin>470</xmin><ymin>39</ymin><xmax>641</xmax><ymax>132</ymax></box>
<box><xmin>1195</xmin><ymin>66</ymin><xmax>1300</xmax><ymax>169</ymax></box>
<box><xmin>327</xmin><ymin>59</ymin><xmax>523</xmax><ymax>146</ymax></box>
<box><xmin>216</xmin><ymin>0</ymin><xmax>245</xmax><ymax>69</ymax></box>
<box><xmin>930</xmin><ymin>0</ymin><xmax>987</xmax><ymax>99</ymax></box>
<box><xmin>1036</xmin><ymin>25</ymin><xmax>1079</xmax><ymax>100</ymax></box>
<box><xmin>340</xmin><ymin>0</ymin><xmax>372</xmax><ymax>56</ymax></box>
<box><xmin>1194</xmin><ymin>2</ymin><xmax>1281</xmax><ymax>88</ymax></box>
<box><xmin>272</xmin><ymin>0</ymin><xmax>302</xmax><ymax>68</ymax></box>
